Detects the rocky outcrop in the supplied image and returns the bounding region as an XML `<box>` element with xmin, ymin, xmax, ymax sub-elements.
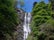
<box><xmin>16</xmin><ymin>8</ymin><xmax>25</xmax><ymax>40</ymax></box>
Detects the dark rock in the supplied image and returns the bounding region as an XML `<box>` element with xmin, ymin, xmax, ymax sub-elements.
<box><xmin>15</xmin><ymin>8</ymin><xmax>25</xmax><ymax>40</ymax></box>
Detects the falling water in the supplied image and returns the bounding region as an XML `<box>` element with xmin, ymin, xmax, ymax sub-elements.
<box><xmin>23</xmin><ymin>13</ymin><xmax>31</xmax><ymax>40</ymax></box>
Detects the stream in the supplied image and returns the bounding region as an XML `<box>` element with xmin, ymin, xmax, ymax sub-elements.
<box><xmin>23</xmin><ymin>13</ymin><xmax>31</xmax><ymax>40</ymax></box>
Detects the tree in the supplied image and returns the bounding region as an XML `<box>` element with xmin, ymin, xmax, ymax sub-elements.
<box><xmin>32</xmin><ymin>1</ymin><xmax>51</xmax><ymax>27</ymax></box>
<box><xmin>49</xmin><ymin>0</ymin><xmax>54</xmax><ymax>10</ymax></box>
<box><xmin>38</xmin><ymin>19</ymin><xmax>54</xmax><ymax>40</ymax></box>
<box><xmin>33</xmin><ymin>2</ymin><xmax>37</xmax><ymax>7</ymax></box>
<box><xmin>30</xmin><ymin>1</ymin><xmax>52</xmax><ymax>40</ymax></box>
<box><xmin>0</xmin><ymin>0</ymin><xmax>20</xmax><ymax>40</ymax></box>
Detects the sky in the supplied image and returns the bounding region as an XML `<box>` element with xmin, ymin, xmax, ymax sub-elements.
<box><xmin>18</xmin><ymin>0</ymin><xmax>49</xmax><ymax>12</ymax></box>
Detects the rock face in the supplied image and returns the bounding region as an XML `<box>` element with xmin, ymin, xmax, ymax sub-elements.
<box><xmin>16</xmin><ymin>8</ymin><xmax>25</xmax><ymax>40</ymax></box>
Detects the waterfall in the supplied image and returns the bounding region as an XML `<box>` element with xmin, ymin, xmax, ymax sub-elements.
<box><xmin>23</xmin><ymin>13</ymin><xmax>31</xmax><ymax>40</ymax></box>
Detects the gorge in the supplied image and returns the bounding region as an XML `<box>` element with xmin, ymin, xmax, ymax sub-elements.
<box><xmin>17</xmin><ymin>9</ymin><xmax>31</xmax><ymax>40</ymax></box>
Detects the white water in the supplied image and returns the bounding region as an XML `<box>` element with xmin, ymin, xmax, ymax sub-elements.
<box><xmin>23</xmin><ymin>13</ymin><xmax>31</xmax><ymax>40</ymax></box>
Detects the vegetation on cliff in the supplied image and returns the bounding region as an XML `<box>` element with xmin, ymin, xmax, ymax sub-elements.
<box><xmin>27</xmin><ymin>0</ymin><xmax>54</xmax><ymax>40</ymax></box>
<box><xmin>0</xmin><ymin>0</ymin><xmax>20</xmax><ymax>40</ymax></box>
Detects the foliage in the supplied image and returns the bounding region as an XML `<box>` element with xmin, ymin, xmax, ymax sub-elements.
<box><xmin>49</xmin><ymin>0</ymin><xmax>54</xmax><ymax>10</ymax></box>
<box><xmin>28</xmin><ymin>1</ymin><xmax>53</xmax><ymax>40</ymax></box>
<box><xmin>0</xmin><ymin>0</ymin><xmax>20</xmax><ymax>40</ymax></box>
<box><xmin>38</xmin><ymin>19</ymin><xmax>54</xmax><ymax>40</ymax></box>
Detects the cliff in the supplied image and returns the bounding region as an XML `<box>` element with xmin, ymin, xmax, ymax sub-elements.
<box><xmin>16</xmin><ymin>8</ymin><xmax>25</xmax><ymax>40</ymax></box>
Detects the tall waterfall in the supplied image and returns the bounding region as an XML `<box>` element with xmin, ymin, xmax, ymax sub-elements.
<box><xmin>23</xmin><ymin>13</ymin><xmax>31</xmax><ymax>40</ymax></box>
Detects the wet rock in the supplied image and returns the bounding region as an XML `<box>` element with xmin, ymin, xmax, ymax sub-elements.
<box><xmin>16</xmin><ymin>8</ymin><xmax>25</xmax><ymax>40</ymax></box>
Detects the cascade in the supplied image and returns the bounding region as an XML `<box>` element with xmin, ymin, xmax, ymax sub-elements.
<box><xmin>23</xmin><ymin>13</ymin><xmax>31</xmax><ymax>40</ymax></box>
